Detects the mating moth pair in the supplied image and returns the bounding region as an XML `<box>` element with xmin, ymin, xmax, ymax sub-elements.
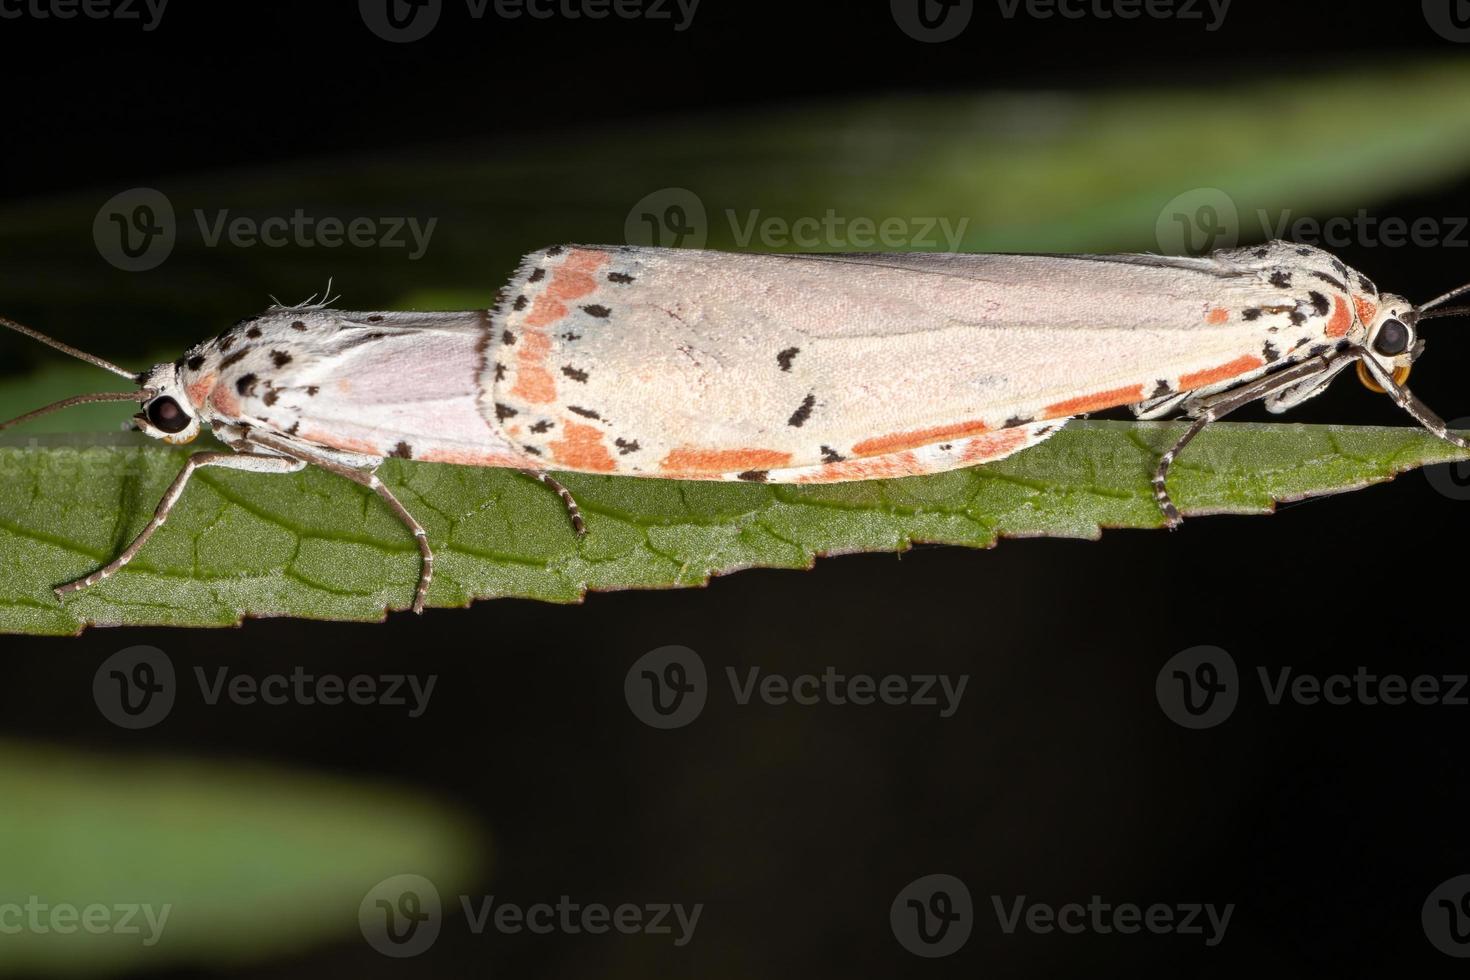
<box><xmin>3</xmin><ymin>241</ymin><xmax>1465</xmax><ymax>613</ymax></box>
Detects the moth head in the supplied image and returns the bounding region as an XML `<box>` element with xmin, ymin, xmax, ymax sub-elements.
<box><xmin>133</xmin><ymin>362</ymin><xmax>201</xmax><ymax>445</ymax></box>
<box><xmin>1356</xmin><ymin>295</ymin><xmax>1418</xmax><ymax>394</ymax></box>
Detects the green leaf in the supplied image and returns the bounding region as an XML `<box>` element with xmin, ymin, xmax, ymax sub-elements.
<box><xmin>0</xmin><ymin>741</ymin><xmax>482</xmax><ymax>975</ymax></box>
<box><xmin>1</xmin><ymin>421</ymin><xmax>1464</xmax><ymax>635</ymax></box>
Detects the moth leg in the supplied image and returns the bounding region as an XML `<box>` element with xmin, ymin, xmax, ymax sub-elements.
<box><xmin>521</xmin><ymin>470</ymin><xmax>587</xmax><ymax>536</ymax></box>
<box><xmin>310</xmin><ymin>461</ymin><xmax>436</xmax><ymax>616</ymax></box>
<box><xmin>1152</xmin><ymin>354</ymin><xmax>1347</xmax><ymax>528</ymax></box>
<box><xmin>55</xmin><ymin>451</ymin><xmax>307</xmax><ymax>601</ymax></box>
<box><xmin>241</xmin><ymin>433</ymin><xmax>436</xmax><ymax>615</ymax></box>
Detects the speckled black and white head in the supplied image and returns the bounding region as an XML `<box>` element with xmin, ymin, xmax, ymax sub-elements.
<box><xmin>1350</xmin><ymin>293</ymin><xmax>1419</xmax><ymax>394</ymax></box>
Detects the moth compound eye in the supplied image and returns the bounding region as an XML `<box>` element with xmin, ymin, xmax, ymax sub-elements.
<box><xmin>1372</xmin><ymin>318</ymin><xmax>1411</xmax><ymax>357</ymax></box>
<box><xmin>145</xmin><ymin>396</ymin><xmax>191</xmax><ymax>434</ymax></box>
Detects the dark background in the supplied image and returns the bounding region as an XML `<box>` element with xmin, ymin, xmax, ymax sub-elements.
<box><xmin>4</xmin><ymin>0</ymin><xmax>1470</xmax><ymax>975</ymax></box>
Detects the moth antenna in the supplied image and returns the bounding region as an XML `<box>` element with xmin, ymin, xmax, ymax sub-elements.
<box><xmin>0</xmin><ymin>390</ymin><xmax>149</xmax><ymax>432</ymax></box>
<box><xmin>1416</xmin><ymin>281</ymin><xmax>1470</xmax><ymax>314</ymax></box>
<box><xmin>1408</xmin><ymin>304</ymin><xmax>1470</xmax><ymax>324</ymax></box>
<box><xmin>0</xmin><ymin>316</ymin><xmax>143</xmax><ymax>382</ymax></box>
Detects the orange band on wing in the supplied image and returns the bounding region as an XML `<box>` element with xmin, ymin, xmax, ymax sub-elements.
<box><xmin>660</xmin><ymin>447</ymin><xmax>793</xmax><ymax>474</ymax></box>
<box><xmin>1326</xmin><ymin>294</ymin><xmax>1352</xmax><ymax>338</ymax></box>
<box><xmin>1206</xmin><ymin>307</ymin><xmax>1229</xmax><ymax>325</ymax></box>
<box><xmin>550</xmin><ymin>420</ymin><xmax>616</xmax><ymax>473</ymax></box>
<box><xmin>1178</xmin><ymin>355</ymin><xmax>1264</xmax><ymax>391</ymax></box>
<box><xmin>851</xmin><ymin>419</ymin><xmax>991</xmax><ymax>457</ymax></box>
<box><xmin>1353</xmin><ymin>295</ymin><xmax>1377</xmax><ymax>328</ymax></box>
<box><xmin>1043</xmin><ymin>384</ymin><xmax>1145</xmax><ymax>418</ymax></box>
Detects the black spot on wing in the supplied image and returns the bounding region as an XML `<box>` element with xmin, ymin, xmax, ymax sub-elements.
<box><xmin>1357</xmin><ymin>273</ymin><xmax>1378</xmax><ymax>295</ymax></box>
<box><xmin>1312</xmin><ymin>270</ymin><xmax>1347</xmax><ymax>292</ymax></box>
<box><xmin>246</xmin><ymin>325</ymin><xmax>263</xmax><ymax>339</ymax></box>
<box><xmin>389</xmin><ymin>441</ymin><xmax>414</xmax><ymax>460</ymax></box>
<box><xmin>546</xmin><ymin>245</ymin><xmax>565</xmax><ymax>256</ymax></box>
<box><xmin>528</xmin><ymin>267</ymin><xmax>546</xmax><ymax>283</ymax></box>
<box><xmin>820</xmin><ymin>445</ymin><xmax>845</xmax><ymax>463</ymax></box>
<box><xmin>530</xmin><ymin>420</ymin><xmax>554</xmax><ymax>434</ymax></box>
<box><xmin>1151</xmin><ymin>380</ymin><xmax>1172</xmax><ymax>398</ymax></box>
<box><xmin>788</xmin><ymin>393</ymin><xmax>816</xmax><ymax>428</ymax></box>
<box><xmin>568</xmin><ymin>406</ymin><xmax>601</xmax><ymax>419</ymax></box>
<box><xmin>271</xmin><ymin>350</ymin><xmax>293</xmax><ymax>368</ymax></box>
<box><xmin>1262</xmin><ymin>341</ymin><xmax>1280</xmax><ymax>363</ymax></box>
<box><xmin>236</xmin><ymin>373</ymin><xmax>259</xmax><ymax>396</ymax></box>
<box><xmin>186</xmin><ymin>355</ymin><xmax>206</xmax><ymax>371</ymax></box>
<box><xmin>562</xmin><ymin>365</ymin><xmax>589</xmax><ymax>383</ymax></box>
<box><xmin>777</xmin><ymin>347</ymin><xmax>800</xmax><ymax>371</ymax></box>
<box><xmin>1270</xmin><ymin>271</ymin><xmax>1293</xmax><ymax>289</ymax></box>
<box><xmin>495</xmin><ymin>403</ymin><xmax>518</xmax><ymax>421</ymax></box>
<box><xmin>502</xmin><ymin>330</ymin><xmax>517</xmax><ymax>345</ymax></box>
<box><xmin>1308</xmin><ymin>291</ymin><xmax>1330</xmax><ymax>317</ymax></box>
<box><xmin>1003</xmin><ymin>415</ymin><xmax>1033</xmax><ymax>428</ymax></box>
<box><xmin>608</xmin><ymin>272</ymin><xmax>635</xmax><ymax>284</ymax></box>
<box><xmin>219</xmin><ymin>348</ymin><xmax>251</xmax><ymax>370</ymax></box>
<box><xmin>615</xmin><ymin>437</ymin><xmax>640</xmax><ymax>455</ymax></box>
<box><xmin>291</xmin><ymin>320</ymin><xmax>307</xmax><ymax>331</ymax></box>
<box><xmin>1242</xmin><ymin>308</ymin><xmax>1262</xmax><ymax>321</ymax></box>
<box><xmin>513</xmin><ymin>295</ymin><xmax>528</xmax><ymax>311</ymax></box>
<box><xmin>736</xmin><ymin>470</ymin><xmax>768</xmax><ymax>482</ymax></box>
<box><xmin>582</xmin><ymin>304</ymin><xmax>612</xmax><ymax>318</ymax></box>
